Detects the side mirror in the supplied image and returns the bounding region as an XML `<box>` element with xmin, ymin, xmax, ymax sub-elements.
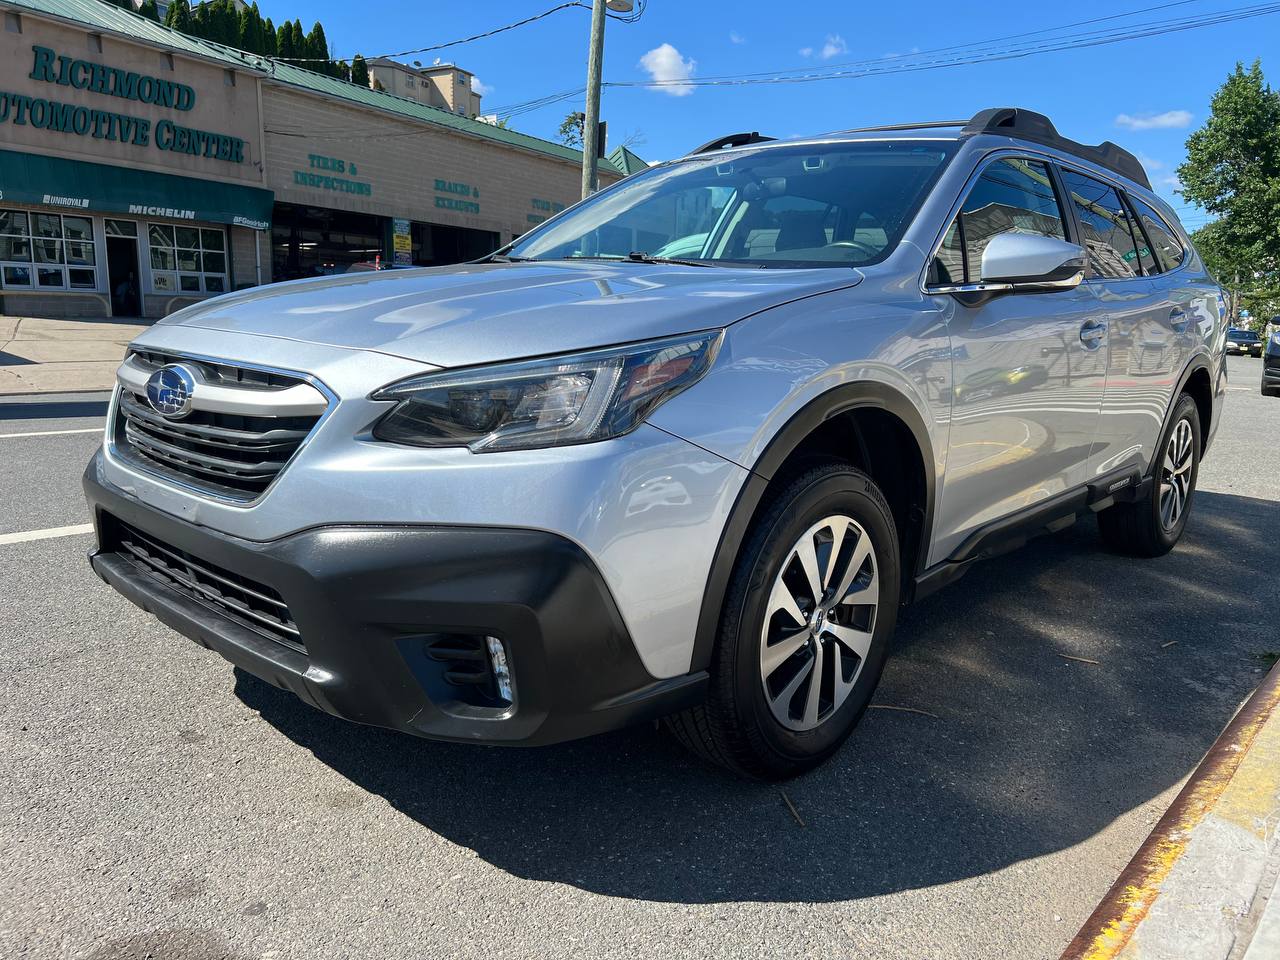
<box><xmin>981</xmin><ymin>233</ymin><xmax>1087</xmax><ymax>289</ymax></box>
<box><xmin>929</xmin><ymin>232</ymin><xmax>1087</xmax><ymax>302</ymax></box>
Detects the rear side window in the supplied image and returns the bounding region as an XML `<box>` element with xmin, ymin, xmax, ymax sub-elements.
<box><xmin>1127</xmin><ymin>195</ymin><xmax>1186</xmax><ymax>273</ymax></box>
<box><xmin>930</xmin><ymin>157</ymin><xmax>1066</xmax><ymax>285</ymax></box>
<box><xmin>1060</xmin><ymin>170</ymin><xmax>1144</xmax><ymax>280</ymax></box>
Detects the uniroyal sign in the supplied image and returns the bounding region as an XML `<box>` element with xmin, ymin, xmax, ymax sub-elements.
<box><xmin>0</xmin><ymin>46</ymin><xmax>246</xmax><ymax>164</ymax></box>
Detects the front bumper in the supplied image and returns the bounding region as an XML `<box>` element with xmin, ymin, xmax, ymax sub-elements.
<box><xmin>1264</xmin><ymin>356</ymin><xmax>1280</xmax><ymax>394</ymax></box>
<box><xmin>83</xmin><ymin>457</ymin><xmax>706</xmax><ymax>746</ymax></box>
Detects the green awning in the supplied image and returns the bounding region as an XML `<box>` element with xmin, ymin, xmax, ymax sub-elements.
<box><xmin>0</xmin><ymin>149</ymin><xmax>274</xmax><ymax>230</ymax></box>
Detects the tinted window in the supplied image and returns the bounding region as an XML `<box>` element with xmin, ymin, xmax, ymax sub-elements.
<box><xmin>1060</xmin><ymin>170</ymin><xmax>1144</xmax><ymax>280</ymax></box>
<box><xmin>930</xmin><ymin>157</ymin><xmax>1065</xmax><ymax>285</ymax></box>
<box><xmin>1127</xmin><ymin>195</ymin><xmax>1185</xmax><ymax>273</ymax></box>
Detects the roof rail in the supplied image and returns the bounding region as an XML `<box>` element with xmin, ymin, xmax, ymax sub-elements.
<box><xmin>962</xmin><ymin>107</ymin><xmax>1151</xmax><ymax>189</ymax></box>
<box><xmin>843</xmin><ymin>120</ymin><xmax>967</xmax><ymax>134</ymax></box>
<box><xmin>688</xmin><ymin>132</ymin><xmax>776</xmax><ymax>156</ymax></box>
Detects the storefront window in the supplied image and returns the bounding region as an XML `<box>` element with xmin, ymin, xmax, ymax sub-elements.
<box><xmin>149</xmin><ymin>224</ymin><xmax>227</xmax><ymax>294</ymax></box>
<box><xmin>0</xmin><ymin>210</ymin><xmax>97</xmax><ymax>290</ymax></box>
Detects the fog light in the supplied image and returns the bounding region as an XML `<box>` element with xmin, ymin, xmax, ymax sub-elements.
<box><xmin>485</xmin><ymin>636</ymin><xmax>514</xmax><ymax>704</ymax></box>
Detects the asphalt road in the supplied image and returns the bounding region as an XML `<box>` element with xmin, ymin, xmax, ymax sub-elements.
<box><xmin>1</xmin><ymin>357</ymin><xmax>1277</xmax><ymax>960</ymax></box>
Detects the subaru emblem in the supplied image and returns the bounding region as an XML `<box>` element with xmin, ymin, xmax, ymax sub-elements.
<box><xmin>145</xmin><ymin>364</ymin><xmax>196</xmax><ymax>419</ymax></box>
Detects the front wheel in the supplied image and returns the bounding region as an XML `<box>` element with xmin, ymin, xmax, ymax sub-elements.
<box><xmin>666</xmin><ymin>463</ymin><xmax>899</xmax><ymax>780</ymax></box>
<box><xmin>1098</xmin><ymin>393</ymin><xmax>1201</xmax><ymax>557</ymax></box>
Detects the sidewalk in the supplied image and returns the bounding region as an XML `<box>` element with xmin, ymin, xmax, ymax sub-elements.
<box><xmin>1062</xmin><ymin>658</ymin><xmax>1280</xmax><ymax>960</ymax></box>
<box><xmin>0</xmin><ymin>315</ymin><xmax>149</xmax><ymax>395</ymax></box>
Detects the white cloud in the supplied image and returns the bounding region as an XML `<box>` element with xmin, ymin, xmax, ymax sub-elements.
<box><xmin>1114</xmin><ymin>110</ymin><xmax>1192</xmax><ymax>131</ymax></box>
<box><xmin>1136</xmin><ymin>153</ymin><xmax>1165</xmax><ymax>171</ymax></box>
<box><xmin>472</xmin><ymin>77</ymin><xmax>494</xmax><ymax>97</ymax></box>
<box><xmin>1158</xmin><ymin>175</ymin><xmax>1182</xmax><ymax>191</ymax></box>
<box><xmin>800</xmin><ymin>35</ymin><xmax>848</xmax><ymax>59</ymax></box>
<box><xmin>820</xmin><ymin>34</ymin><xmax>848</xmax><ymax>59</ymax></box>
<box><xmin>729</xmin><ymin>30</ymin><xmax>746</xmax><ymax>44</ymax></box>
<box><xmin>638</xmin><ymin>43</ymin><xmax>696</xmax><ymax>96</ymax></box>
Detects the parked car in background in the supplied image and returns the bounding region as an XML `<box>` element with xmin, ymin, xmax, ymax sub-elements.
<box><xmin>1227</xmin><ymin>327</ymin><xmax>1263</xmax><ymax>357</ymax></box>
<box><xmin>1264</xmin><ymin>332</ymin><xmax>1280</xmax><ymax>397</ymax></box>
<box><xmin>83</xmin><ymin>107</ymin><xmax>1224</xmax><ymax>779</ymax></box>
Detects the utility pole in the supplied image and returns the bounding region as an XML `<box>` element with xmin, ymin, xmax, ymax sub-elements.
<box><xmin>580</xmin><ymin>0</ymin><xmax>607</xmax><ymax>199</ymax></box>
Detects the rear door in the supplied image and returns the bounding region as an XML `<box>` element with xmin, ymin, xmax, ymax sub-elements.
<box><xmin>1057</xmin><ymin>169</ymin><xmax>1191</xmax><ymax>476</ymax></box>
<box><xmin>927</xmin><ymin>155</ymin><xmax>1107</xmax><ymax>562</ymax></box>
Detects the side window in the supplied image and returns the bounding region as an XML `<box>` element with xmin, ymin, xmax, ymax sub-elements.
<box><xmin>930</xmin><ymin>157</ymin><xmax>1066</xmax><ymax>285</ymax></box>
<box><xmin>1060</xmin><ymin>170</ymin><xmax>1144</xmax><ymax>280</ymax></box>
<box><xmin>1127</xmin><ymin>195</ymin><xmax>1186</xmax><ymax>273</ymax></box>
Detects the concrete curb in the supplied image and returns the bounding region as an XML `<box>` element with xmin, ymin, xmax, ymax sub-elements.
<box><xmin>1061</xmin><ymin>658</ymin><xmax>1280</xmax><ymax>960</ymax></box>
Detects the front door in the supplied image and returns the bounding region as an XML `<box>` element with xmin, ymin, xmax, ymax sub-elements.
<box><xmin>105</xmin><ymin>224</ymin><xmax>140</xmax><ymax>317</ymax></box>
<box><xmin>927</xmin><ymin>155</ymin><xmax>1108</xmax><ymax>562</ymax></box>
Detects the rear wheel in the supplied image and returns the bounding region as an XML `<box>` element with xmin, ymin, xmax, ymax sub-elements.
<box><xmin>667</xmin><ymin>462</ymin><xmax>899</xmax><ymax>780</ymax></box>
<box><xmin>1098</xmin><ymin>393</ymin><xmax>1201</xmax><ymax>557</ymax></box>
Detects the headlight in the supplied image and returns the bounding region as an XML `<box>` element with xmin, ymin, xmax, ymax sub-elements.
<box><xmin>372</xmin><ymin>330</ymin><xmax>723</xmax><ymax>452</ymax></box>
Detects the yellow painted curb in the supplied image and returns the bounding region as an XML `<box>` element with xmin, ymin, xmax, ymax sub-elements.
<box><xmin>1061</xmin><ymin>660</ymin><xmax>1280</xmax><ymax>960</ymax></box>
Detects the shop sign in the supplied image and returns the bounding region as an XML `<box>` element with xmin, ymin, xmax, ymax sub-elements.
<box><xmin>3</xmin><ymin>46</ymin><xmax>247</xmax><ymax>165</ymax></box>
<box><xmin>434</xmin><ymin>178</ymin><xmax>480</xmax><ymax>215</ymax></box>
<box><xmin>392</xmin><ymin>217</ymin><xmax>411</xmax><ymax>265</ymax></box>
<box><xmin>293</xmin><ymin>153</ymin><xmax>372</xmax><ymax>196</ymax></box>
<box><xmin>528</xmin><ymin>197</ymin><xmax>566</xmax><ymax>225</ymax></box>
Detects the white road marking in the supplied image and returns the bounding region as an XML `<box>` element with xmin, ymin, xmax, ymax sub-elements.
<box><xmin>0</xmin><ymin>524</ymin><xmax>94</xmax><ymax>546</ymax></box>
<box><xmin>0</xmin><ymin>427</ymin><xmax>101</xmax><ymax>439</ymax></box>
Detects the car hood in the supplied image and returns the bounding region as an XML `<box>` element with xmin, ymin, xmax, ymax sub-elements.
<box><xmin>158</xmin><ymin>261</ymin><xmax>863</xmax><ymax>369</ymax></box>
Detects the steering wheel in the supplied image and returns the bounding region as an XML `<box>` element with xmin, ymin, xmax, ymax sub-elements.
<box><xmin>827</xmin><ymin>240</ymin><xmax>880</xmax><ymax>257</ymax></box>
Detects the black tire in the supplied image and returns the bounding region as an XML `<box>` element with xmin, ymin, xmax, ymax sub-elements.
<box><xmin>666</xmin><ymin>462</ymin><xmax>900</xmax><ymax>780</ymax></box>
<box><xmin>1098</xmin><ymin>393</ymin><xmax>1202</xmax><ymax>557</ymax></box>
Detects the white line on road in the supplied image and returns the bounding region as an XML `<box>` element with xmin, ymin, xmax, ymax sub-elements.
<box><xmin>0</xmin><ymin>524</ymin><xmax>94</xmax><ymax>546</ymax></box>
<box><xmin>0</xmin><ymin>427</ymin><xmax>102</xmax><ymax>439</ymax></box>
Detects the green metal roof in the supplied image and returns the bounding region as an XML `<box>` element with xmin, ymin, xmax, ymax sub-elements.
<box><xmin>1</xmin><ymin>0</ymin><xmax>621</xmax><ymax>172</ymax></box>
<box><xmin>608</xmin><ymin>145</ymin><xmax>649</xmax><ymax>176</ymax></box>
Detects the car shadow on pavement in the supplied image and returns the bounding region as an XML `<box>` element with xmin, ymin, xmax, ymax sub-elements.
<box><xmin>234</xmin><ymin>488</ymin><xmax>1277</xmax><ymax>904</ymax></box>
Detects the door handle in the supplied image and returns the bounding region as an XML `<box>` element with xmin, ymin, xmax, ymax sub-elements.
<box><xmin>1169</xmin><ymin>307</ymin><xmax>1189</xmax><ymax>330</ymax></box>
<box><xmin>1080</xmin><ymin>319</ymin><xmax>1107</xmax><ymax>349</ymax></box>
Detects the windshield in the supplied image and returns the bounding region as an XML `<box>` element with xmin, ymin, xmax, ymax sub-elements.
<box><xmin>507</xmin><ymin>139</ymin><xmax>957</xmax><ymax>269</ymax></box>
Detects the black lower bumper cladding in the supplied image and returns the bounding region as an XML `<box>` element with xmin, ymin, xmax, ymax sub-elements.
<box><xmin>82</xmin><ymin>458</ymin><xmax>705</xmax><ymax>745</ymax></box>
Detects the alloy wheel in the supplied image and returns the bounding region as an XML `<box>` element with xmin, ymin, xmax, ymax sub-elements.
<box><xmin>759</xmin><ymin>515</ymin><xmax>879</xmax><ymax>731</ymax></box>
<box><xmin>1159</xmin><ymin>418</ymin><xmax>1195</xmax><ymax>531</ymax></box>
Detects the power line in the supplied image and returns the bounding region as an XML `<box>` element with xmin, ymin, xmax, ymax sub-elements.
<box><xmin>285</xmin><ymin>0</ymin><xmax>646</xmax><ymax>65</ymax></box>
<box><xmin>608</xmin><ymin>2</ymin><xmax>1280</xmax><ymax>90</ymax></box>
<box><xmin>487</xmin><ymin>0</ymin><xmax>1280</xmax><ymax>118</ymax></box>
<box><xmin>287</xmin><ymin>2</ymin><xmax>588</xmax><ymax>64</ymax></box>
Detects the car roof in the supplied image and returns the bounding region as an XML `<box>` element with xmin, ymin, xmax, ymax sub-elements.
<box><xmin>688</xmin><ymin>107</ymin><xmax>1152</xmax><ymax>192</ymax></box>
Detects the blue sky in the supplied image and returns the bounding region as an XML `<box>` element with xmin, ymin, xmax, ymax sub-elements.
<box><xmin>297</xmin><ymin>0</ymin><xmax>1280</xmax><ymax>228</ymax></box>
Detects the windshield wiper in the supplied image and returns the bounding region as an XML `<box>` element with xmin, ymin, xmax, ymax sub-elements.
<box><xmin>624</xmin><ymin>251</ymin><xmax>715</xmax><ymax>267</ymax></box>
<box><xmin>483</xmin><ymin>253</ymin><xmax>536</xmax><ymax>263</ymax></box>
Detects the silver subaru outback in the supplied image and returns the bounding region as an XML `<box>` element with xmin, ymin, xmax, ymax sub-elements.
<box><xmin>84</xmin><ymin>108</ymin><xmax>1224</xmax><ymax>779</ymax></box>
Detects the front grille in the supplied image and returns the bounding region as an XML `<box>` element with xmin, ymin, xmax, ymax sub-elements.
<box><xmin>112</xmin><ymin>519</ymin><xmax>303</xmax><ymax>652</ymax></box>
<box><xmin>114</xmin><ymin>352</ymin><xmax>324</xmax><ymax>501</ymax></box>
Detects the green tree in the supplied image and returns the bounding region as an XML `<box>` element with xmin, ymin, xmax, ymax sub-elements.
<box><xmin>1178</xmin><ymin>60</ymin><xmax>1280</xmax><ymax>323</ymax></box>
<box><xmin>137</xmin><ymin>0</ymin><xmax>160</xmax><ymax>21</ymax></box>
<box><xmin>163</xmin><ymin>0</ymin><xmax>192</xmax><ymax>31</ymax></box>
<box><xmin>275</xmin><ymin>21</ymin><xmax>294</xmax><ymax>62</ymax></box>
<box><xmin>557</xmin><ymin>111</ymin><xmax>585</xmax><ymax>148</ymax></box>
<box><xmin>306</xmin><ymin>22</ymin><xmax>331</xmax><ymax>72</ymax></box>
<box><xmin>351</xmin><ymin>54</ymin><xmax>370</xmax><ymax>88</ymax></box>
